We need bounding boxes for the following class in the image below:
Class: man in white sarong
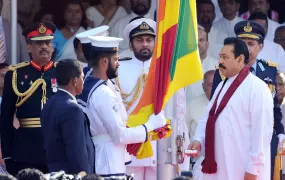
[188,37,273,180]
[77,36,166,178]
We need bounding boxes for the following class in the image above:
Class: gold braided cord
[12,71,47,107]
[116,73,146,111]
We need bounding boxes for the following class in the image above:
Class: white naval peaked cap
[88,36,123,52]
[123,18,156,40]
[76,25,109,44]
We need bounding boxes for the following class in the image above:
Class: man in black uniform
[210,20,285,180]
[0,22,57,175]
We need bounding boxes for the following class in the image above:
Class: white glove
[144,112,167,132]
[278,134,285,151]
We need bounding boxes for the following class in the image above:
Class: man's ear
[27,44,32,53]
[129,41,133,51]
[238,54,245,64]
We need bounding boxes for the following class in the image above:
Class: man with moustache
[0,22,57,175]
[110,0,154,53]
[188,37,273,180]
[197,0,216,33]
[115,17,157,180]
[76,35,166,179]
[210,20,285,180]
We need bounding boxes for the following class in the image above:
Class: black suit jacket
[41,90,94,174]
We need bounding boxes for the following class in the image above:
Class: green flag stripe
[170,0,198,80]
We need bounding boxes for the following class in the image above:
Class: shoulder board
[119,57,132,61]
[216,65,219,69]
[8,61,30,71]
[259,59,278,68]
[54,62,57,68]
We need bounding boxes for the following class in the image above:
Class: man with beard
[197,0,216,33]
[76,35,166,179]
[115,17,157,180]
[0,22,57,175]
[210,20,285,180]
[110,0,154,53]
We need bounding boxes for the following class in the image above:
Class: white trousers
[126,166,157,180]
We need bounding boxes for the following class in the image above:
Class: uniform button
[152,160,156,164]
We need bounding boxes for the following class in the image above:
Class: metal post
[11,0,17,65]
[157,94,179,180]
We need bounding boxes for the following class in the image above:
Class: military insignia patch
[139,22,150,30]
[243,22,252,33]
[38,24,47,34]
[264,77,273,83]
[51,78,58,93]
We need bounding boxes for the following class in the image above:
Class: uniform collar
[131,54,151,65]
[58,88,77,103]
[31,60,54,72]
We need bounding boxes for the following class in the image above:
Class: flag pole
[157,94,179,179]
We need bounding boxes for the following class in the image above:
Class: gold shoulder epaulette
[8,61,30,71]
[260,59,278,68]
[267,61,278,67]
[216,65,219,69]
[54,62,57,68]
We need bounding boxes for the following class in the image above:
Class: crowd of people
[0,0,283,180]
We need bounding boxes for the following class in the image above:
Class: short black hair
[82,174,104,180]
[73,37,80,51]
[275,26,285,38]
[88,49,116,67]
[248,11,268,28]
[0,63,9,70]
[16,168,45,180]
[197,0,215,10]
[56,59,82,86]
[224,37,250,64]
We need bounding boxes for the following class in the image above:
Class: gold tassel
[273,154,282,180]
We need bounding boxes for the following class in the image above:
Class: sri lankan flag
[126,0,203,159]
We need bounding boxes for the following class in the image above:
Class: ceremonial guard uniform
[0,23,57,174]
[116,18,158,180]
[77,36,166,178]
[210,21,285,180]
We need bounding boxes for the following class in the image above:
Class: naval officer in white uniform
[115,17,157,180]
[77,35,166,178]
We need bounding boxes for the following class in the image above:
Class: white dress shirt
[194,73,273,179]
[266,18,280,42]
[185,55,217,101]
[85,6,127,29]
[208,16,243,59]
[258,39,285,72]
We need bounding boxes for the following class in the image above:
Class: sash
[202,65,250,174]
[77,76,106,111]
[55,27,86,61]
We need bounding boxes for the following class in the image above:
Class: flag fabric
[126,0,203,159]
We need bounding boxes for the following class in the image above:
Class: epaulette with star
[8,61,30,71]
[259,59,278,68]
